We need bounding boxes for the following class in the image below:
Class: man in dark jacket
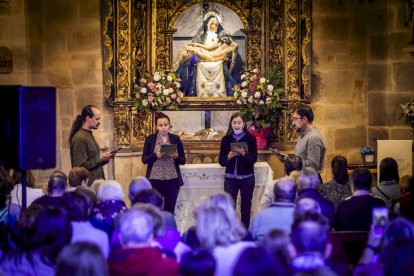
[335,168,386,231]
[69,105,114,185]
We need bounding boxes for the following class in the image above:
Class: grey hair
[297,167,320,190]
[274,176,297,202]
[129,176,152,201]
[294,198,321,218]
[119,208,155,246]
[131,203,164,237]
[97,180,125,201]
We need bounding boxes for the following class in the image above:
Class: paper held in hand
[231,142,248,153]
[160,144,177,154]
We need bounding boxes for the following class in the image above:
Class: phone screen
[372,207,388,235]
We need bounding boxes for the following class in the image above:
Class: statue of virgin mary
[175,12,243,97]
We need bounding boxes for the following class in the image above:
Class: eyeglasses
[291,116,302,121]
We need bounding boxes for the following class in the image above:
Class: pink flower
[249,82,257,92]
[150,86,157,93]
[266,97,272,104]
[148,96,154,102]
[260,127,273,138]
[171,93,177,99]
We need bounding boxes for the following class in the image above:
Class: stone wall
[312,0,414,179]
[0,0,29,84]
[0,0,112,186]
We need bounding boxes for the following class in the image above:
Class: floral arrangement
[400,99,414,129]
[233,68,282,130]
[133,71,183,111]
[248,126,273,149]
[360,146,375,155]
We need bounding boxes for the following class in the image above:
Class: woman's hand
[232,146,246,157]
[168,150,179,159]
[155,148,163,159]
[228,151,237,160]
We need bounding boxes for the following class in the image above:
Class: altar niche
[172,4,245,98]
[102,0,313,149]
[163,110,238,142]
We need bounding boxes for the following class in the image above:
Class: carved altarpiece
[101,0,312,150]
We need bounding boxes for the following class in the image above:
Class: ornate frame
[101,0,312,149]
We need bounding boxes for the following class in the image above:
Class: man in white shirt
[250,177,296,240]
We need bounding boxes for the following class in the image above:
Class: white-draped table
[174,162,274,233]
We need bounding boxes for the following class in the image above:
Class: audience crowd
[1,155,414,275]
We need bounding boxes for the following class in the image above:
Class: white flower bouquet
[133,71,183,111]
[233,68,282,129]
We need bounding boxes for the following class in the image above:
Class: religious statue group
[174,12,244,97]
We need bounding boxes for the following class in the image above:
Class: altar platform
[174,162,273,233]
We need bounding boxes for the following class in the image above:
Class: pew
[330,231,368,266]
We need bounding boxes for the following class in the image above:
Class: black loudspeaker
[0,85,56,170]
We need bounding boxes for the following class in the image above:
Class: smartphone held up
[372,207,388,236]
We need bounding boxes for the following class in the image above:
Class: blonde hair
[195,192,246,249]
[204,192,246,239]
[196,205,238,249]
[91,179,105,194]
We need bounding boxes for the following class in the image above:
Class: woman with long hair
[10,169,43,208]
[195,204,255,276]
[318,156,352,207]
[372,157,401,209]
[218,112,257,228]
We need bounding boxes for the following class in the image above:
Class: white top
[205,31,219,47]
[71,221,110,259]
[213,241,256,276]
[11,183,44,208]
